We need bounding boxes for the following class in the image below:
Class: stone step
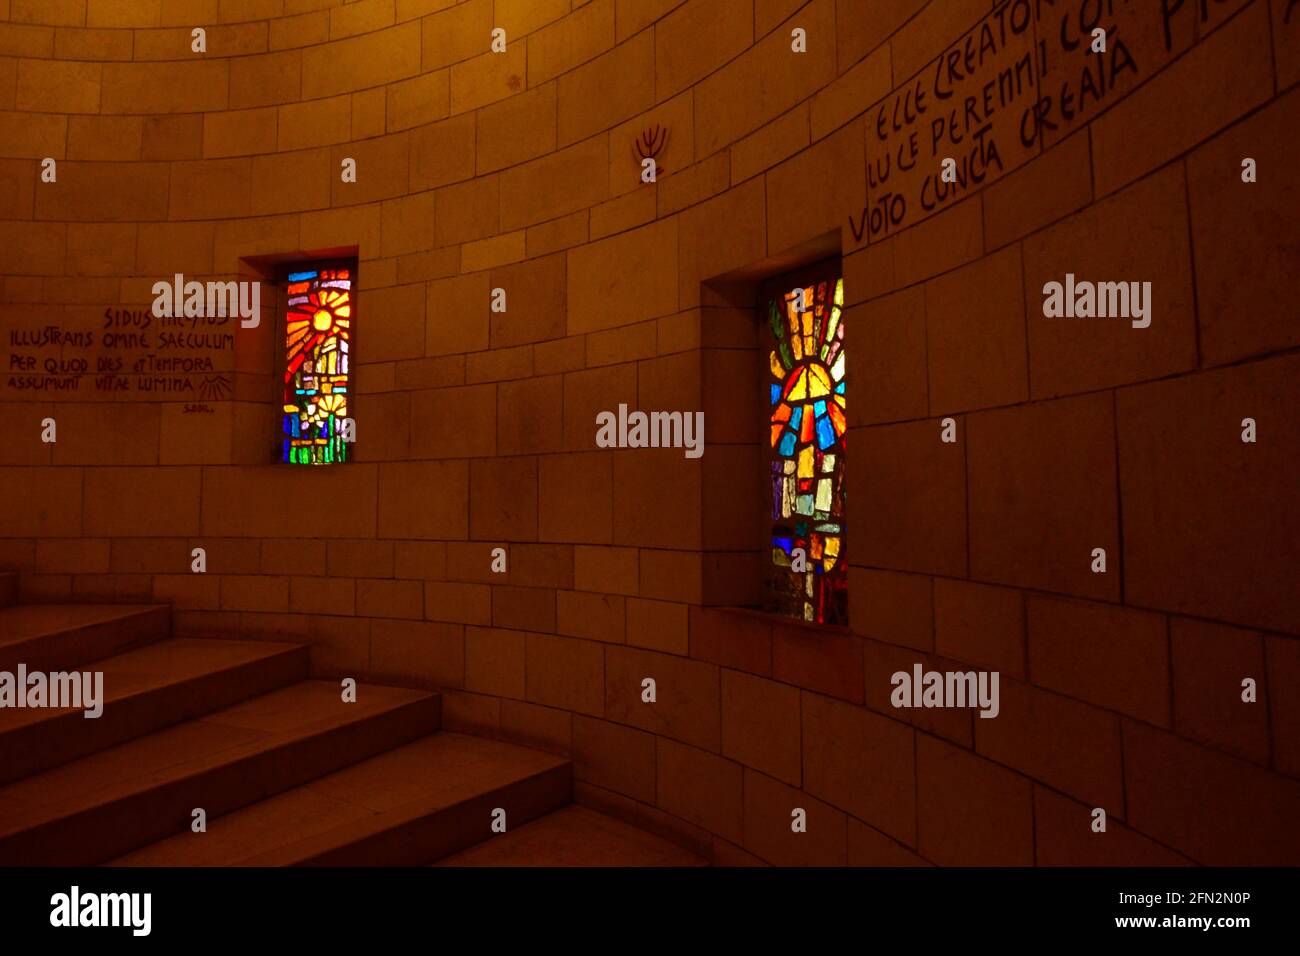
[0,680,440,865]
[0,604,170,672]
[436,805,709,867]
[0,637,309,785]
[113,732,570,866]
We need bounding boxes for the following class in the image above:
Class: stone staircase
[0,574,704,867]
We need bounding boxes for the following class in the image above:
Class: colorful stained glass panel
[766,276,847,625]
[282,267,352,465]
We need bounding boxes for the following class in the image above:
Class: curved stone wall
[1,0,1297,865]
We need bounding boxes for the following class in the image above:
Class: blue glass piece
[770,383,782,404]
[814,400,826,416]
[778,431,796,457]
[816,416,835,449]
[835,382,845,394]
[288,270,318,281]
[790,406,803,431]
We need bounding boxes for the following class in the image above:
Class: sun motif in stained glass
[282,268,352,465]
[766,276,847,625]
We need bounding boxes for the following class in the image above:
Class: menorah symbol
[633,125,669,175]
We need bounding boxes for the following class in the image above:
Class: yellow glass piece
[825,537,841,558]
[312,309,332,332]
[834,279,843,307]
[770,351,785,378]
[808,364,832,397]
[798,445,814,479]
[283,404,298,414]
[791,331,803,361]
[825,304,840,341]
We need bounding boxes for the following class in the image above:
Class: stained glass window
[766,276,847,625]
[283,267,352,465]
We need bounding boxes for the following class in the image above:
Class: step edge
[0,645,314,784]
[0,605,173,672]
[436,806,713,868]
[0,604,172,641]
[0,643,312,730]
[0,693,442,852]
[273,761,574,867]
[111,741,570,867]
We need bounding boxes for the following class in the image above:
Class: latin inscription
[860,0,1222,241]
[5,306,233,404]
